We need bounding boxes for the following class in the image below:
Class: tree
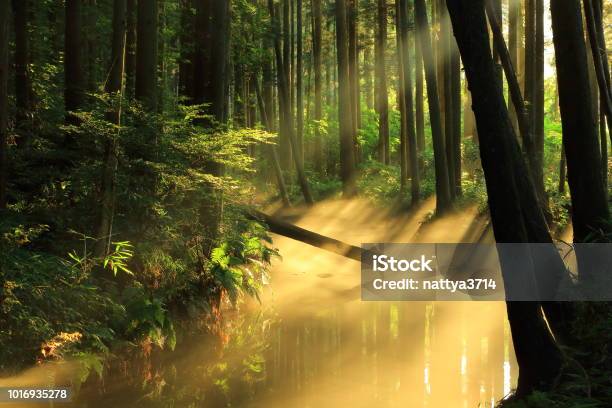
[0,0,9,208]
[550,0,610,243]
[446,0,564,395]
[336,0,357,195]
[296,0,304,163]
[312,0,323,172]
[268,0,314,204]
[95,0,127,258]
[414,0,451,213]
[375,0,389,164]
[12,0,32,146]
[415,23,424,165]
[397,0,418,203]
[135,0,158,110]
[125,0,137,98]
[348,0,360,162]
[65,0,85,122]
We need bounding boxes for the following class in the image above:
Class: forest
[0,0,611,406]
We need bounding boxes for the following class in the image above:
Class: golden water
[1,198,517,407]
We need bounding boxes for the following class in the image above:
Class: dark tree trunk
[65,0,84,121]
[0,0,9,208]
[313,0,323,172]
[533,0,547,215]
[280,0,292,170]
[135,0,158,111]
[348,0,360,163]
[12,0,32,146]
[125,0,137,98]
[95,0,127,258]
[450,35,461,196]
[85,0,98,91]
[584,0,612,146]
[336,0,356,195]
[550,0,610,243]
[296,0,304,163]
[415,24,425,166]
[376,0,389,164]
[415,0,451,213]
[179,0,194,103]
[441,1,455,200]
[446,0,564,396]
[508,0,519,131]
[395,0,407,192]
[398,0,419,203]
[269,0,314,204]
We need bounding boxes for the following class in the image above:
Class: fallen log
[248,210,362,261]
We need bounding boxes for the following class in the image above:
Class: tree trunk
[313,0,323,173]
[441,1,455,200]
[0,0,9,208]
[12,0,31,146]
[254,77,291,207]
[396,0,407,192]
[508,0,519,132]
[533,0,548,216]
[348,0,360,163]
[584,0,612,145]
[376,0,389,164]
[415,0,451,213]
[398,0,419,203]
[336,0,357,196]
[135,0,158,111]
[450,35,461,196]
[446,0,564,395]
[125,0,137,98]
[179,0,194,102]
[95,0,126,258]
[269,0,314,204]
[65,0,84,121]
[550,0,610,243]
[296,0,304,163]
[415,25,425,165]
[85,0,98,91]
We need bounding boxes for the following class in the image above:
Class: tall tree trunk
[415,25,425,166]
[441,0,455,200]
[269,0,314,204]
[296,0,304,163]
[398,0,419,203]
[336,0,356,195]
[508,0,519,132]
[375,0,389,164]
[0,0,9,208]
[280,0,292,170]
[533,0,547,214]
[135,0,158,111]
[65,0,84,122]
[179,0,194,102]
[584,0,612,146]
[415,0,451,213]
[312,0,323,172]
[450,36,461,196]
[125,0,137,98]
[446,0,564,395]
[396,0,407,192]
[348,0,360,163]
[12,0,32,146]
[550,0,610,243]
[85,0,98,91]
[95,0,127,258]
[254,77,291,207]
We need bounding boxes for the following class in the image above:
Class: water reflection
[68,300,513,407]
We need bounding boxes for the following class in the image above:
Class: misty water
[2,199,517,407]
